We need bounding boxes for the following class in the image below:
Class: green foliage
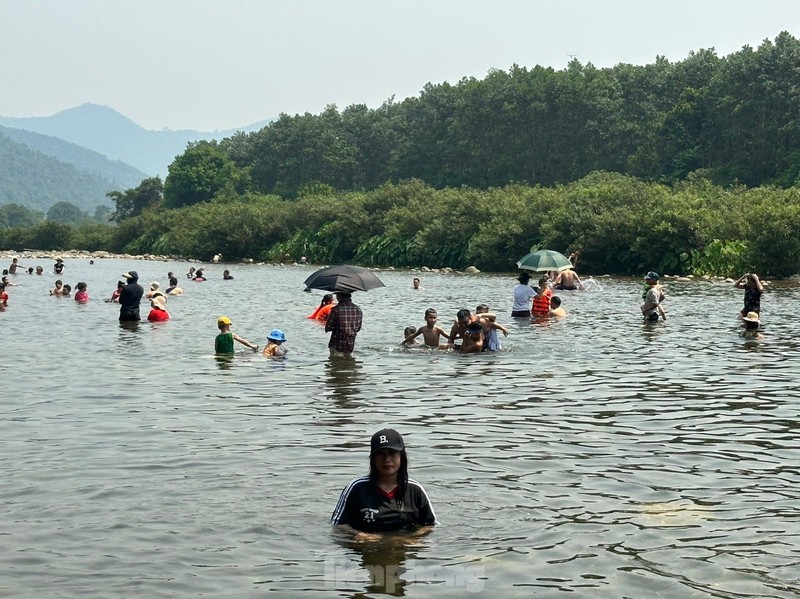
[46,201,90,225]
[0,203,44,228]
[108,176,163,222]
[686,239,748,277]
[164,142,247,209]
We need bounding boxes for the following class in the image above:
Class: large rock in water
[464,266,480,274]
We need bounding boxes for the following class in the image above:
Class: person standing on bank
[325,291,362,356]
[119,271,144,322]
[511,273,536,317]
[734,272,764,319]
[331,429,436,533]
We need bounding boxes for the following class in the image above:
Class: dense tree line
[161,32,800,206]
[4,174,800,276]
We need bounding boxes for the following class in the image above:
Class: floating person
[412,277,423,290]
[61,284,72,298]
[215,316,259,354]
[262,329,287,357]
[549,296,567,318]
[308,294,336,321]
[223,269,234,280]
[147,296,170,322]
[193,268,207,282]
[330,428,436,533]
[734,272,764,319]
[35,266,44,275]
[404,308,450,348]
[26,267,34,275]
[74,282,89,303]
[741,311,764,340]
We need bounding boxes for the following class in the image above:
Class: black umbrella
[303,264,385,293]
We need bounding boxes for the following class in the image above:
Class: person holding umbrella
[325,291,363,356]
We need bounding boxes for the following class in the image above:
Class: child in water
[215,316,259,354]
[401,326,419,346]
[403,308,450,348]
[741,312,764,340]
[475,304,509,351]
[263,329,287,357]
[74,282,89,303]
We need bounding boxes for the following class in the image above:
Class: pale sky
[2,0,798,132]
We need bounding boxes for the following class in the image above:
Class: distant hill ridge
[0,103,272,177]
[0,133,119,214]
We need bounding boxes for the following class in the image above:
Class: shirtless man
[459,322,484,353]
[554,269,583,290]
[448,308,476,349]
[403,308,450,348]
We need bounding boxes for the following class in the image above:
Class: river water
[1,258,799,598]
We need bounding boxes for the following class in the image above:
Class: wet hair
[424,308,437,318]
[320,293,334,306]
[475,303,489,313]
[744,320,760,330]
[55,279,63,287]
[62,284,72,293]
[76,282,87,291]
[456,308,472,321]
[169,277,178,285]
[117,281,125,289]
[550,296,562,308]
[404,326,416,336]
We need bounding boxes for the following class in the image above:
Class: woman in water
[734,272,764,318]
[331,429,436,533]
[308,294,336,321]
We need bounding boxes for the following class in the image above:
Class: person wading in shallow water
[325,292,362,356]
[119,271,144,322]
[330,428,436,533]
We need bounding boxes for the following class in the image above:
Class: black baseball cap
[370,429,405,454]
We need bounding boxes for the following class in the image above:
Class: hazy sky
[2,0,797,131]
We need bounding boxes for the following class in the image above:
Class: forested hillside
[0,125,146,189]
[0,104,270,177]
[0,134,115,214]
[163,32,800,200]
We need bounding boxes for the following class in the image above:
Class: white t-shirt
[512,283,536,312]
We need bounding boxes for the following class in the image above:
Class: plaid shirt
[325,298,363,353]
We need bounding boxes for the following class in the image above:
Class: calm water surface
[1,259,799,598]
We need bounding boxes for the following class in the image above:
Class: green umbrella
[516,249,573,273]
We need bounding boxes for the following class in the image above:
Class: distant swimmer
[412,277,423,290]
[741,311,764,340]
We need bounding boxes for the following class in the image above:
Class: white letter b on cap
[380,435,387,444]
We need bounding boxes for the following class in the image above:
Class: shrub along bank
[2,172,800,277]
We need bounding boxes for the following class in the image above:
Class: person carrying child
[215,316,259,353]
[403,308,450,348]
[475,304,508,351]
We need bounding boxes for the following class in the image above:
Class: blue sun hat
[267,329,286,343]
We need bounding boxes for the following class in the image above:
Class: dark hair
[169,276,178,285]
[517,272,530,283]
[456,308,471,321]
[76,282,87,291]
[550,296,561,307]
[320,293,334,306]
[744,320,760,330]
[425,308,437,317]
[369,450,409,505]
[404,326,416,336]
[476,303,489,313]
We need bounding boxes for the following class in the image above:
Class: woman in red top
[147,296,170,322]
[308,294,336,321]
